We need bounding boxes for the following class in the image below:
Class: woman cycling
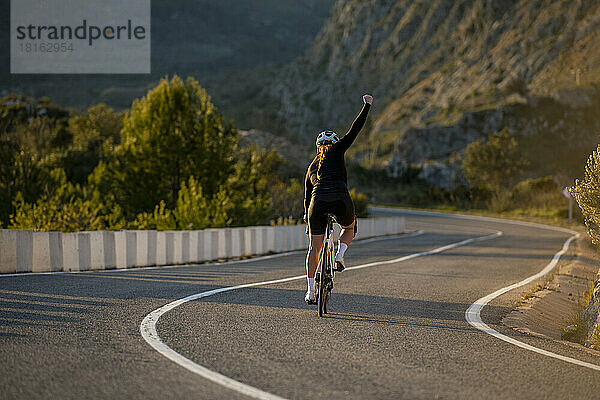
[303,94,373,304]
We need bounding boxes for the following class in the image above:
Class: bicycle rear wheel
[323,286,329,314]
[317,243,328,317]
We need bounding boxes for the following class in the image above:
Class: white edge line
[140,230,500,400]
[0,231,424,278]
[464,233,600,371]
[379,209,600,370]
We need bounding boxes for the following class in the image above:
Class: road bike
[315,214,337,317]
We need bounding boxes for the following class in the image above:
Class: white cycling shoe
[334,253,345,272]
[305,290,316,305]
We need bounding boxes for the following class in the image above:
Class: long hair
[316,144,333,181]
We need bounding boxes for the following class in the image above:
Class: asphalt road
[2,209,599,399]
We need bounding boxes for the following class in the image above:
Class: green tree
[0,140,62,225]
[0,96,73,224]
[64,104,122,184]
[462,128,527,192]
[226,145,281,225]
[92,75,237,217]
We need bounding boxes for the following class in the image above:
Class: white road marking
[378,208,600,371]
[464,234,600,371]
[140,230,501,400]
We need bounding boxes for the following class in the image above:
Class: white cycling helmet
[316,130,339,146]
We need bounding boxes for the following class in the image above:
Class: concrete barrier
[147,230,157,266]
[243,227,254,256]
[224,228,233,259]
[285,225,294,252]
[87,231,104,270]
[1,229,33,273]
[32,232,63,273]
[189,230,201,263]
[114,231,126,269]
[182,231,190,263]
[217,229,226,259]
[275,226,285,252]
[166,231,184,265]
[203,229,216,261]
[77,232,91,271]
[62,232,79,272]
[0,217,405,274]
[156,231,167,266]
[135,230,149,267]
[231,228,244,259]
[31,232,50,273]
[257,226,267,255]
[86,231,115,270]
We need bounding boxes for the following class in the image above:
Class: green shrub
[9,190,105,232]
[570,145,600,245]
[268,179,303,223]
[350,189,369,217]
[130,201,176,231]
[8,169,125,232]
[173,177,231,229]
[511,176,561,209]
[462,127,527,192]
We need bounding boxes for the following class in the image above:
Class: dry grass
[517,283,545,305]
[561,285,594,344]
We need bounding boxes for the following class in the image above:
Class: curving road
[1,209,599,399]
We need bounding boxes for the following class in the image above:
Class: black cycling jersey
[303,103,371,216]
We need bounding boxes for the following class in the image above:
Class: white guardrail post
[182,231,190,264]
[0,217,405,273]
[135,230,149,267]
[32,231,62,272]
[189,230,199,263]
[62,232,79,272]
[155,231,167,266]
[0,229,32,273]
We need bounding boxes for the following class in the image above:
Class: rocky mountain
[0,0,335,111]
[264,0,600,188]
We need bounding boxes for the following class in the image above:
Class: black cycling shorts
[308,191,355,235]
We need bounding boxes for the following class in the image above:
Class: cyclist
[303,94,373,304]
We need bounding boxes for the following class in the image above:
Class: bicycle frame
[316,215,336,316]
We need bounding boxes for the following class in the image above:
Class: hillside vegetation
[262,0,600,191]
[0,77,310,231]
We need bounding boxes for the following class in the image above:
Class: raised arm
[337,94,373,151]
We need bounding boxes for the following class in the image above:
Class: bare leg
[306,234,324,280]
[339,219,355,245]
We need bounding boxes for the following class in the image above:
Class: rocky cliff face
[266,0,600,187]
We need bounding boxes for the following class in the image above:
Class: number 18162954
[19,42,74,53]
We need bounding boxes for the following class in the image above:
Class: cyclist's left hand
[363,94,373,105]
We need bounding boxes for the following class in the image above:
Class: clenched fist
[363,94,373,105]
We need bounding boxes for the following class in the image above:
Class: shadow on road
[198,286,511,327]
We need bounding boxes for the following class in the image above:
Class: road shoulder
[503,232,600,352]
